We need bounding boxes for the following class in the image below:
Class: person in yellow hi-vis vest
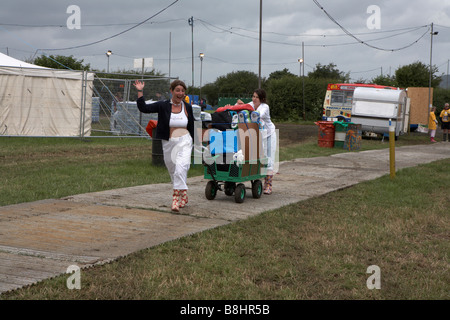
[429,106,438,142]
[440,103,450,142]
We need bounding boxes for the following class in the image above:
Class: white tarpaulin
[0,53,94,137]
[0,52,49,69]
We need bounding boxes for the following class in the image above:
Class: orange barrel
[314,121,335,148]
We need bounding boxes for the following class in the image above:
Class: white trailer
[351,87,409,138]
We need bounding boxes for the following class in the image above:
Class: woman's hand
[133,80,145,91]
[236,99,244,105]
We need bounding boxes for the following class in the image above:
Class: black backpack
[211,110,233,131]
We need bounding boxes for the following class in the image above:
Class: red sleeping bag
[215,104,254,113]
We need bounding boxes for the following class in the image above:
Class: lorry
[350,87,409,139]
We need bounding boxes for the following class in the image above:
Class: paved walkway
[0,142,449,294]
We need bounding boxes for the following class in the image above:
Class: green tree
[33,54,90,70]
[395,61,441,88]
[308,63,349,82]
[432,87,450,115]
[214,70,261,96]
[371,74,397,87]
[200,82,219,106]
[267,68,296,81]
[266,76,331,121]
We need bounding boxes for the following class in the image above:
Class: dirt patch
[276,123,318,146]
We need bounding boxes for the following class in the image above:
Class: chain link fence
[91,74,177,138]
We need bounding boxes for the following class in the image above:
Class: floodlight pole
[258,0,262,89]
[429,22,438,110]
[302,42,305,120]
[189,17,194,87]
[199,53,204,99]
[169,32,172,78]
[106,50,112,73]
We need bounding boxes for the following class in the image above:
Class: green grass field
[0,125,448,300]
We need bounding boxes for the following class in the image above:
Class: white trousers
[262,131,277,174]
[162,133,193,190]
[429,129,436,138]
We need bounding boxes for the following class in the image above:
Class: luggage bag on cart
[202,121,267,203]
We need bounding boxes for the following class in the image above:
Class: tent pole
[80,71,88,139]
[79,71,84,138]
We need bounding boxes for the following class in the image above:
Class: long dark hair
[254,88,267,103]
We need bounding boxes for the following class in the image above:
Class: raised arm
[134,80,161,113]
[133,80,145,99]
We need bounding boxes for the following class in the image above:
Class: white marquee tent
[0,53,94,137]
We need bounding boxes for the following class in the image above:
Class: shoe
[179,190,188,208]
[172,189,180,212]
[431,137,437,143]
[264,175,273,195]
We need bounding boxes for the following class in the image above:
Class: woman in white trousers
[135,79,195,212]
[238,89,277,194]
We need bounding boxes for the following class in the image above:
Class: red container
[315,121,335,148]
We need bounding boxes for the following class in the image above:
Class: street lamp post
[199,53,204,101]
[106,50,112,73]
[188,17,194,87]
[298,58,303,77]
[298,57,305,121]
[258,0,262,89]
[429,23,438,110]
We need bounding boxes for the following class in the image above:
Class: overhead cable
[37,0,180,51]
[312,0,429,51]
[197,18,429,49]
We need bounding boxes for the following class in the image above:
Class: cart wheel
[234,183,246,203]
[251,180,263,199]
[224,182,236,196]
[205,181,217,200]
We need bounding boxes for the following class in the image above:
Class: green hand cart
[201,127,267,203]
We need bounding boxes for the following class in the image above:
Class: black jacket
[137,96,195,141]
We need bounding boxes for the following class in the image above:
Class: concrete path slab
[1,142,449,294]
[0,200,228,293]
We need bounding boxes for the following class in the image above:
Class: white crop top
[169,102,188,128]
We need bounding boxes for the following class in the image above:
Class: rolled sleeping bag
[250,111,260,123]
[238,110,250,123]
[231,113,239,129]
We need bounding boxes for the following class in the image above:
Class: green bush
[433,87,450,114]
[267,77,335,121]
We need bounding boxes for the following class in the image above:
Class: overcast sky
[1,0,450,87]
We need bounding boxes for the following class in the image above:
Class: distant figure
[199,98,206,111]
[110,91,123,132]
[112,91,123,112]
[428,106,438,142]
[440,103,450,141]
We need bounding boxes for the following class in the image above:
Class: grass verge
[0,126,448,299]
[2,159,449,300]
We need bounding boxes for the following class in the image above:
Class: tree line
[33,55,447,121]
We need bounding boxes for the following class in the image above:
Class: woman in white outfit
[238,89,276,194]
[134,79,195,212]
